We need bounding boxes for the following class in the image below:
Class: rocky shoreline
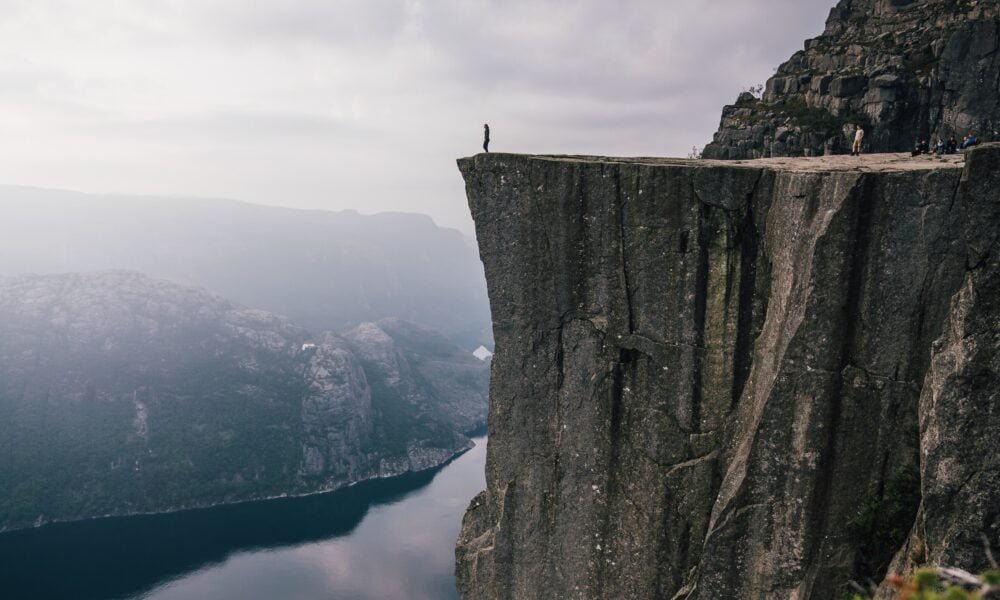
[2,431,482,535]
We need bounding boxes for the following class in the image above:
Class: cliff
[703,0,1000,159]
[0,271,488,532]
[455,146,999,599]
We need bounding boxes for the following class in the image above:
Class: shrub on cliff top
[852,568,1000,599]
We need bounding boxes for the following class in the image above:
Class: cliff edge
[456,146,999,599]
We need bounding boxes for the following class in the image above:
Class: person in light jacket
[851,125,864,156]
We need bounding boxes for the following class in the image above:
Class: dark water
[0,437,486,600]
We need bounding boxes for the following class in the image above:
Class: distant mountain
[0,185,492,349]
[0,271,488,532]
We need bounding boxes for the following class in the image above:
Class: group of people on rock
[910,133,979,156]
[850,125,982,157]
[960,134,980,149]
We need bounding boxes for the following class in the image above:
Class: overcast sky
[0,0,834,233]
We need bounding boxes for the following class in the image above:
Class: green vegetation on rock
[852,568,1000,599]
[849,466,922,580]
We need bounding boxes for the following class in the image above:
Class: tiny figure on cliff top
[912,139,930,156]
[961,134,979,149]
[483,123,490,153]
[947,135,958,154]
[851,125,864,156]
[935,139,946,155]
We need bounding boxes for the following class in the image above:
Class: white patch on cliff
[132,390,148,440]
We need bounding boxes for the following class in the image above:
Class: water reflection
[0,437,487,600]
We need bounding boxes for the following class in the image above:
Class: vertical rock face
[888,146,1000,580]
[455,147,999,599]
[703,0,1000,159]
[300,332,375,478]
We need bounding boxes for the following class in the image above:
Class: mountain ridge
[0,270,488,533]
[0,185,492,349]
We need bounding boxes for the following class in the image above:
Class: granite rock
[703,0,1000,159]
[455,146,999,599]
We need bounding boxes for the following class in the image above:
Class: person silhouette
[483,124,490,153]
[851,125,864,156]
[947,135,958,154]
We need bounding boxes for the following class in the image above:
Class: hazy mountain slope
[0,271,488,532]
[0,186,491,348]
[343,319,490,449]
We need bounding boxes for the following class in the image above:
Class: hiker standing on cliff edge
[483,124,490,153]
[851,125,864,156]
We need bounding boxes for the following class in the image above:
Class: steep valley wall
[455,147,999,599]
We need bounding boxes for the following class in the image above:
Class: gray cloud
[0,0,834,233]
[196,0,415,47]
[97,110,375,145]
